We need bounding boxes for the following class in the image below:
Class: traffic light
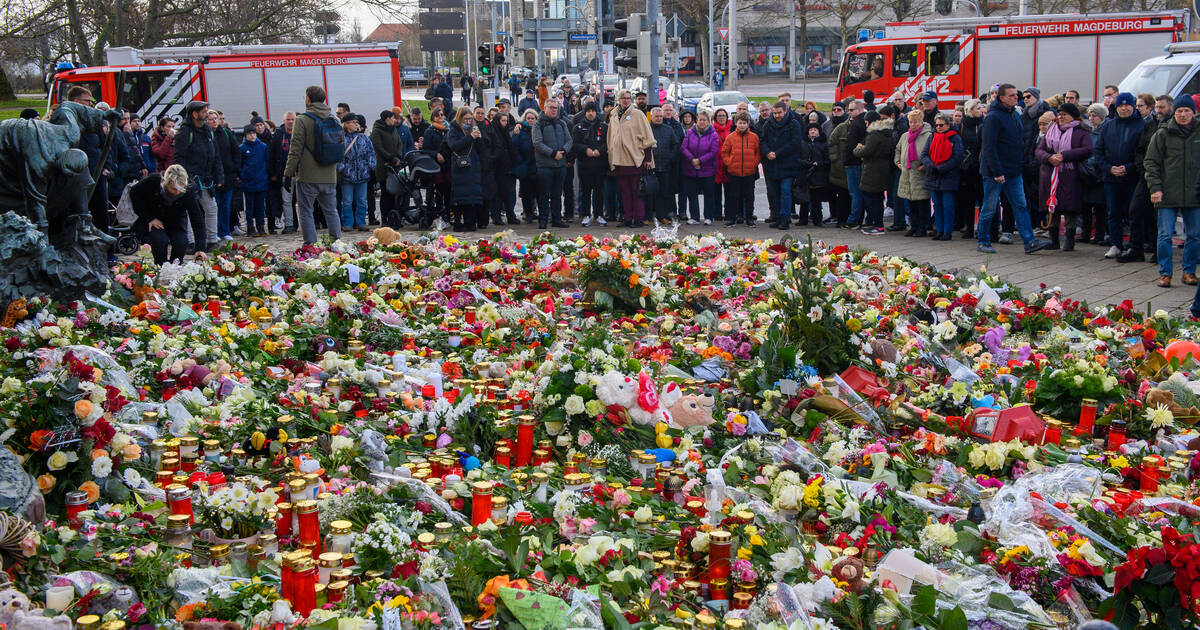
[493,43,506,65]
[478,43,492,75]
[613,13,643,70]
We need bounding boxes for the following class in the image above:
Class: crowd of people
[60,73,1200,291]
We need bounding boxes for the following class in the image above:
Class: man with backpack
[284,85,343,244]
[174,100,223,252]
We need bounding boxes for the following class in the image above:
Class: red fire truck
[835,11,1188,106]
[49,43,404,128]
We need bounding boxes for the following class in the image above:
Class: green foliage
[765,238,856,379]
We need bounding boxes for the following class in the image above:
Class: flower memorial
[1,232,1200,630]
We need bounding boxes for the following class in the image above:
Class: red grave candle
[471,482,494,526]
[516,415,536,467]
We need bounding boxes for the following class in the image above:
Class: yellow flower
[149,325,163,335]
[47,451,69,471]
[736,546,752,560]
[846,318,862,332]
[750,534,765,547]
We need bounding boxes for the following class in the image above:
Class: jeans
[845,165,864,224]
[295,181,340,244]
[537,166,566,224]
[1104,180,1136,249]
[863,191,885,228]
[244,190,267,232]
[931,190,956,234]
[200,188,218,248]
[770,177,794,220]
[979,174,1036,247]
[214,187,234,238]
[681,176,715,221]
[340,181,368,228]
[889,169,907,227]
[1157,207,1200,277]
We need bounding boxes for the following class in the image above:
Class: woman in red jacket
[150,118,175,170]
[711,108,732,223]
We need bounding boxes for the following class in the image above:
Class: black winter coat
[803,134,830,188]
[491,121,519,177]
[513,124,536,180]
[173,121,223,187]
[372,119,402,183]
[130,173,200,230]
[853,118,895,193]
[759,117,804,180]
[268,128,291,183]
[919,130,965,192]
[212,125,242,189]
[445,122,484,206]
[572,116,608,174]
[651,122,681,194]
[843,116,868,166]
[960,116,983,175]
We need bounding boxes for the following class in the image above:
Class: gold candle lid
[710,530,732,543]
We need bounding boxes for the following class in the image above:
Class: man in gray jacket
[532,99,573,229]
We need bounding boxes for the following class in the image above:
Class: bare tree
[826,0,882,51]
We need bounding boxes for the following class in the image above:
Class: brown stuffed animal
[832,556,869,593]
[1146,388,1200,425]
[370,227,403,246]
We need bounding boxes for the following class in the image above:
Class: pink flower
[610,490,631,509]
[579,517,597,535]
[577,430,594,448]
[730,422,746,436]
[436,433,453,448]
[559,517,578,538]
[429,613,441,625]
[650,574,672,597]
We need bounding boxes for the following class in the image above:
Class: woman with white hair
[129,164,198,264]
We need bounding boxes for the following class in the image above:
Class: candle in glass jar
[317,552,341,584]
[328,580,348,604]
[471,482,494,526]
[516,415,536,467]
[708,530,732,581]
[65,491,89,529]
[1139,467,1158,493]
[275,502,293,538]
[1108,420,1127,451]
[292,559,317,616]
[296,501,320,549]
[1074,399,1097,436]
[327,520,354,554]
[45,585,73,612]
[167,485,193,524]
[165,514,192,549]
[709,577,729,601]
[1042,420,1062,446]
[495,446,512,468]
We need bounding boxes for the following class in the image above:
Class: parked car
[696,91,757,121]
[585,72,625,98]
[665,81,709,114]
[628,75,669,98]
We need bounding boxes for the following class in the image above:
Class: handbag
[452,145,472,169]
[637,171,659,197]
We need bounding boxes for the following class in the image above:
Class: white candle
[46,585,73,611]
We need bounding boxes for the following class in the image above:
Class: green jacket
[283,102,337,184]
[1144,118,1200,209]
[828,120,848,189]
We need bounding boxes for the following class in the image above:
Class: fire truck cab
[49,43,403,128]
[835,11,1187,107]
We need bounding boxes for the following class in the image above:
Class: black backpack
[303,112,346,165]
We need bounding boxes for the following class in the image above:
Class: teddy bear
[1146,388,1200,425]
[831,556,868,593]
[595,371,672,426]
[664,390,716,429]
[166,358,232,388]
[371,227,403,246]
[0,583,71,630]
[310,334,344,357]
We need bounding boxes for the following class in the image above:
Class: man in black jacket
[1118,94,1173,263]
[209,110,242,241]
[268,112,296,234]
[842,99,868,227]
[173,100,223,251]
[572,102,608,226]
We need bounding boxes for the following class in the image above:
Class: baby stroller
[383,150,444,230]
[110,184,141,256]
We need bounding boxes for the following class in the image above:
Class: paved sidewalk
[230,216,1197,315]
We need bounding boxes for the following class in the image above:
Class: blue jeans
[771,177,794,220]
[931,190,956,234]
[243,190,267,232]
[979,175,1036,247]
[682,176,715,221]
[1104,180,1135,249]
[340,181,368,228]
[1157,207,1200,277]
[537,166,566,223]
[214,187,234,238]
[845,165,864,224]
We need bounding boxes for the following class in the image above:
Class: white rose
[983,446,1006,470]
[690,531,710,553]
[564,395,586,416]
[633,506,653,523]
[47,451,69,471]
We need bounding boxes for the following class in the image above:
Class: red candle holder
[471,482,494,526]
[516,415,536,467]
[276,502,293,538]
[1074,399,1097,436]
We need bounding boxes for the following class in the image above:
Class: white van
[1119,42,1200,99]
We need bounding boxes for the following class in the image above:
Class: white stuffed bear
[595,371,676,426]
[0,582,71,630]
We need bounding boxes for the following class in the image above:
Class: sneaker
[1103,245,1122,259]
[282,226,297,234]
[231,226,245,236]
[1024,239,1052,254]
[596,216,607,226]
[998,232,1013,244]
[687,219,699,225]
[977,244,996,254]
[861,226,885,236]
[840,222,860,230]
[703,219,712,226]
[822,217,838,225]
[581,216,591,227]
[886,224,907,231]
[222,235,234,242]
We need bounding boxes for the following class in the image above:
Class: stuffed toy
[166,358,232,388]
[664,390,716,429]
[242,426,288,457]
[1146,387,1200,425]
[310,335,344,357]
[595,371,673,426]
[371,227,403,246]
[0,581,70,630]
[831,556,868,593]
[182,622,241,630]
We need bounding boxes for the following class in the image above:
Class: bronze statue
[0,101,122,306]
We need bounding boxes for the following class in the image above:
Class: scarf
[712,119,731,136]
[1043,120,1079,217]
[906,127,921,170]
[928,129,955,166]
[432,121,446,131]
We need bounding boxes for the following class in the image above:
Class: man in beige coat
[607,90,656,226]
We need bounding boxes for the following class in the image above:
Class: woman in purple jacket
[680,111,721,225]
